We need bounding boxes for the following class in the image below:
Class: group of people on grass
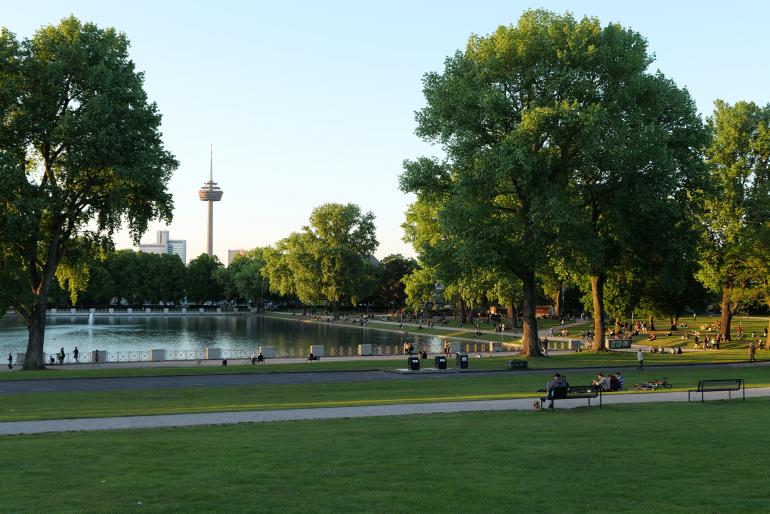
[591,371,624,392]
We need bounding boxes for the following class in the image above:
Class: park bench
[507,360,528,370]
[306,355,321,363]
[541,385,602,409]
[688,379,745,402]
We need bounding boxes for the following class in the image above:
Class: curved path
[1,386,767,436]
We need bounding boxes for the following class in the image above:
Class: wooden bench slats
[542,385,602,408]
[688,379,745,402]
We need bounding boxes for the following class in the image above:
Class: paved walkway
[2,387,766,436]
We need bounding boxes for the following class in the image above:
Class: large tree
[263,203,378,318]
[218,247,271,306]
[698,101,770,340]
[186,254,224,304]
[401,10,663,355]
[373,254,417,310]
[0,18,177,369]
[557,21,707,350]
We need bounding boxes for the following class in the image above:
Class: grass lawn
[3,401,770,513]
[3,365,769,422]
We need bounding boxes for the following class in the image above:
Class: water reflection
[0,315,442,357]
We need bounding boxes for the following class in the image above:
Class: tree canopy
[0,17,177,368]
[698,100,770,339]
[400,10,709,354]
[263,203,378,318]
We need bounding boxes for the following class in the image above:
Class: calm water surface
[0,314,442,360]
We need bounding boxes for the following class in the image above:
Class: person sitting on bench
[257,352,264,364]
[592,372,611,392]
[542,373,567,409]
[307,352,315,362]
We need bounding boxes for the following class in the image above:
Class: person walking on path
[57,347,65,365]
[636,348,644,371]
[73,347,79,364]
[749,342,757,363]
[7,352,12,370]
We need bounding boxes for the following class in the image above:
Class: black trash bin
[407,356,420,371]
[456,352,469,369]
[434,355,447,370]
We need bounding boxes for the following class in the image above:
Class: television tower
[198,145,223,257]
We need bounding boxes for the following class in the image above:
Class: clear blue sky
[6,1,770,263]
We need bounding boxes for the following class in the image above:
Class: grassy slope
[2,365,769,422]
[3,401,770,513]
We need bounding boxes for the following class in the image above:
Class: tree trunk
[23,301,48,370]
[520,270,540,357]
[458,298,467,325]
[590,274,606,351]
[648,315,656,332]
[506,302,515,330]
[720,287,732,341]
[554,281,563,319]
[332,302,340,320]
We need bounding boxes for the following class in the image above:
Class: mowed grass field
[3,401,770,513]
[3,365,769,422]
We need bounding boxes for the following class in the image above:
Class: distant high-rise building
[198,145,223,257]
[137,230,187,264]
[228,249,247,266]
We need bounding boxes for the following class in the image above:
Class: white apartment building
[228,249,246,266]
[137,230,187,264]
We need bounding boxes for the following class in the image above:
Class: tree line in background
[1,12,769,368]
[52,204,418,314]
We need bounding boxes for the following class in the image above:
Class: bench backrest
[549,386,568,399]
[568,385,598,396]
[698,379,743,391]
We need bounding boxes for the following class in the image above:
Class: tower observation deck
[198,146,223,257]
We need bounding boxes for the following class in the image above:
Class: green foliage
[215,247,270,303]
[185,254,223,304]
[697,101,770,304]
[399,10,707,353]
[0,16,177,367]
[77,250,186,306]
[263,203,378,314]
[402,266,437,313]
[372,254,417,309]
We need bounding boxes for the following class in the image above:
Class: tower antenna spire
[199,144,223,257]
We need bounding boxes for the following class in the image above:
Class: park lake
[0,314,442,362]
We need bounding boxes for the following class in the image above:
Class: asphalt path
[3,387,768,435]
